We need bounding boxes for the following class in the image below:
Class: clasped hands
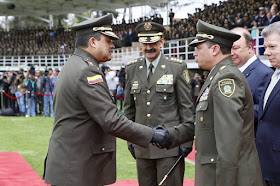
[150,125,171,149]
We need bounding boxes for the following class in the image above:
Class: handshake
[150,125,172,149]
[128,125,171,159]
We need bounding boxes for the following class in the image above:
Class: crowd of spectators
[169,0,280,39]
[0,27,75,56]
[0,65,126,116]
[0,67,59,117]
[0,0,279,56]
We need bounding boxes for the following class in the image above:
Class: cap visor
[101,31,119,40]
[189,39,206,47]
[139,36,161,43]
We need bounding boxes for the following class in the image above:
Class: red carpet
[186,147,195,163]
[0,152,195,186]
[0,152,48,186]
[112,179,194,185]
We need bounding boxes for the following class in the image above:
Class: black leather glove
[128,144,136,159]
[179,146,193,158]
[150,125,172,149]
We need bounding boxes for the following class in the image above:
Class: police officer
[166,20,263,186]
[43,14,171,186]
[124,22,194,186]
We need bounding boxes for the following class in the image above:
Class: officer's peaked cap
[135,22,165,43]
[189,19,240,47]
[71,13,119,40]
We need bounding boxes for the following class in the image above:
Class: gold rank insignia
[144,22,152,31]
[218,79,235,97]
[183,70,190,83]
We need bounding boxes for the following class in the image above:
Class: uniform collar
[145,52,161,72]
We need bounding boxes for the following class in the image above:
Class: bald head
[231,27,254,68]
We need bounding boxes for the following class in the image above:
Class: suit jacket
[243,58,273,126]
[124,54,194,159]
[168,57,262,186]
[44,48,153,186]
[256,74,280,183]
[271,15,280,24]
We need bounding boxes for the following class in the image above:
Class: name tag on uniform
[157,74,173,85]
[199,87,209,102]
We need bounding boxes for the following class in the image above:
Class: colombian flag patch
[87,75,103,84]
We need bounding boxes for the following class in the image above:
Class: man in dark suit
[124,22,194,186]
[256,21,280,186]
[231,27,273,134]
[43,14,171,186]
[165,20,262,186]
[270,9,280,24]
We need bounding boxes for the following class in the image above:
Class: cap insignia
[144,22,152,31]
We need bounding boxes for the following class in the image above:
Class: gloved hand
[179,146,193,158]
[128,144,136,159]
[150,125,172,149]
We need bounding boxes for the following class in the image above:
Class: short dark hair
[75,32,101,48]
[205,41,231,55]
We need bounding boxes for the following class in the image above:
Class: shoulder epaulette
[127,57,142,66]
[166,56,184,64]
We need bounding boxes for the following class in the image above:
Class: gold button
[147,90,150,94]
[163,89,166,91]
[211,158,214,162]
[102,148,105,152]
[147,102,151,106]
[147,114,151,117]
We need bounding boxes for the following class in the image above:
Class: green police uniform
[168,20,263,185]
[43,14,153,186]
[124,22,194,186]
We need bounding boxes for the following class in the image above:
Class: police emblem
[144,22,152,31]
[183,70,190,83]
[218,79,235,97]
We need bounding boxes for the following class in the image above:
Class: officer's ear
[159,38,165,48]
[211,45,220,56]
[89,37,97,48]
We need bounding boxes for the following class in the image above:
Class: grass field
[0,116,194,180]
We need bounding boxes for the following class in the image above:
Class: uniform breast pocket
[156,85,175,104]
[130,87,141,104]
[196,101,212,129]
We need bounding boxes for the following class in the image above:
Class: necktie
[147,63,154,82]
[263,68,280,109]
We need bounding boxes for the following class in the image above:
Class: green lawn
[0,116,194,179]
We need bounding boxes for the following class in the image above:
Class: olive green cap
[135,22,165,43]
[189,19,240,47]
[70,13,119,40]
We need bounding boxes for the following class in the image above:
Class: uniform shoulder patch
[127,58,140,66]
[183,70,190,83]
[218,79,235,97]
[87,75,103,84]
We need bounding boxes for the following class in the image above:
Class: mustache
[145,49,156,53]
